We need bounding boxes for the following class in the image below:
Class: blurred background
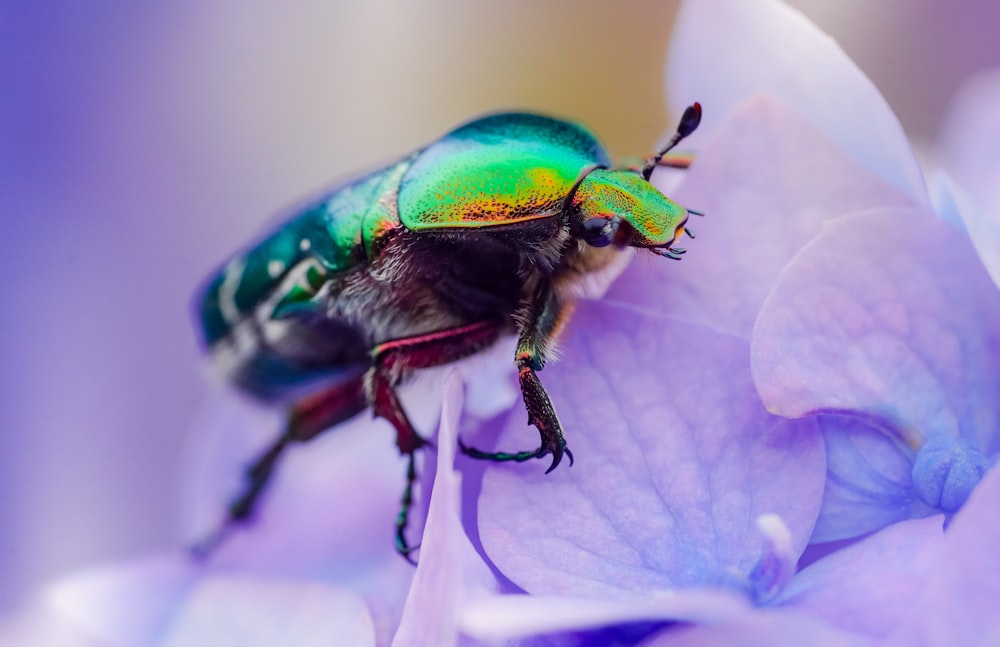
[2,0,999,612]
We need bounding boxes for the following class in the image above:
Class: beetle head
[568,102,702,259]
[569,169,693,255]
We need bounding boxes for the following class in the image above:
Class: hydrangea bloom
[19,0,1000,645]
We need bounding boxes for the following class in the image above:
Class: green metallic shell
[397,113,612,230]
[198,160,409,346]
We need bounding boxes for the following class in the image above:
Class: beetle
[193,103,703,561]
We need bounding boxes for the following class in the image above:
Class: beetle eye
[582,217,616,247]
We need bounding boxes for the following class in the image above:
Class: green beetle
[194,103,703,560]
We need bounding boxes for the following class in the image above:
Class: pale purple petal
[775,516,944,640]
[939,70,1000,194]
[926,171,974,234]
[182,389,415,568]
[0,606,104,647]
[610,96,910,336]
[392,378,463,647]
[752,207,1000,462]
[46,556,376,647]
[46,555,199,647]
[886,465,1000,646]
[938,69,1000,289]
[810,413,933,542]
[393,376,500,647]
[459,591,750,643]
[475,301,824,600]
[666,0,927,206]
[182,388,422,643]
[159,576,374,647]
[642,609,866,647]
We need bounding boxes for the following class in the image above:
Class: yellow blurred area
[165,1,681,203]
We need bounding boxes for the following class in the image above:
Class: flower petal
[939,70,1000,195]
[666,0,927,206]
[182,388,420,644]
[46,557,376,647]
[611,96,910,336]
[752,207,1000,456]
[643,608,865,647]
[0,605,103,647]
[886,464,1000,646]
[393,376,499,647]
[776,516,944,639]
[159,576,374,647]
[809,413,933,542]
[938,69,1000,289]
[475,301,824,599]
[459,590,750,643]
[926,171,973,234]
[46,555,199,647]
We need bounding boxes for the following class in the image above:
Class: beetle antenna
[641,102,702,181]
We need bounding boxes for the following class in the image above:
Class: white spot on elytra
[218,259,245,324]
[299,239,311,251]
[268,259,285,278]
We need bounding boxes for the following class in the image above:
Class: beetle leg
[191,376,368,559]
[368,321,503,560]
[366,362,426,563]
[195,321,502,562]
[459,282,573,473]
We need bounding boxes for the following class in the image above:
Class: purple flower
[664,0,1000,541]
[18,1,1000,645]
[459,0,1000,643]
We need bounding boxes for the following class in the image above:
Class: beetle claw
[458,437,573,474]
[544,446,574,473]
[543,447,563,474]
[395,539,420,566]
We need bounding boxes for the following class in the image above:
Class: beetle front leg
[459,282,574,473]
